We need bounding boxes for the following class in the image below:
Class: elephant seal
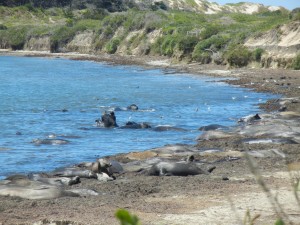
[77,158,121,177]
[93,158,124,176]
[120,121,151,129]
[90,158,112,174]
[238,113,261,124]
[96,111,118,128]
[127,104,138,111]
[199,124,227,131]
[153,125,186,132]
[29,173,80,186]
[148,161,215,176]
[109,160,124,174]
[52,168,97,179]
[0,175,79,200]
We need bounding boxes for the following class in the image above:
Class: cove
[0,55,277,178]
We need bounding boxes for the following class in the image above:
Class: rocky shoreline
[0,51,300,225]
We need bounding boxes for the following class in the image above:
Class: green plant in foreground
[115,209,141,225]
[243,209,260,225]
[275,218,285,225]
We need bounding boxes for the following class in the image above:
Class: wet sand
[0,51,300,225]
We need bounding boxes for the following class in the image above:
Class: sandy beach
[0,51,300,225]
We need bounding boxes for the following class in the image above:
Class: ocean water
[0,55,276,178]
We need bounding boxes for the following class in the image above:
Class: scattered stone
[222,176,229,181]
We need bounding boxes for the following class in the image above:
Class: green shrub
[102,14,126,29]
[292,53,300,70]
[152,35,179,56]
[82,8,107,20]
[253,48,264,61]
[191,35,229,62]
[194,35,230,52]
[151,1,167,11]
[200,24,222,40]
[231,13,257,23]
[105,38,120,54]
[226,45,252,67]
[50,26,77,52]
[74,19,100,31]
[24,3,37,12]
[66,18,73,27]
[8,26,29,50]
[292,12,300,21]
[123,11,145,31]
[144,12,165,33]
[177,36,198,55]
[0,24,7,30]
[63,9,74,19]
[115,209,140,225]
[160,36,177,56]
[102,26,114,39]
[49,19,96,52]
[192,50,212,64]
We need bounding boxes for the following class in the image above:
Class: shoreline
[0,50,300,225]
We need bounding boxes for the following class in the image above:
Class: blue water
[0,55,276,178]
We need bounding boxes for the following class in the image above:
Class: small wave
[139,108,156,112]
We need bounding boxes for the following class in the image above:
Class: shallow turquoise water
[0,55,277,178]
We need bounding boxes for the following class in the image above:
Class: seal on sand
[0,175,79,200]
[148,161,215,176]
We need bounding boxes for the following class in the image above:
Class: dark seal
[148,161,215,176]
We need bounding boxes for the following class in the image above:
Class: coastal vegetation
[0,1,299,69]
[293,53,300,70]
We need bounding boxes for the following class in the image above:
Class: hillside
[0,0,299,69]
[134,0,285,14]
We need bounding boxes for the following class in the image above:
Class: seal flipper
[207,166,216,173]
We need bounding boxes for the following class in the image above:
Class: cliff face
[24,36,50,51]
[66,31,94,54]
[245,21,300,68]
[0,1,298,69]
[3,21,299,69]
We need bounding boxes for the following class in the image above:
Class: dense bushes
[105,38,120,54]
[0,0,130,12]
[0,24,7,30]
[177,36,198,55]
[200,24,222,40]
[292,53,300,70]
[290,8,300,21]
[0,4,294,68]
[0,26,29,50]
[192,35,229,63]
[50,20,100,52]
[253,48,264,61]
[159,36,177,56]
[226,45,252,67]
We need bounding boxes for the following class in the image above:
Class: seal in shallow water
[120,121,151,129]
[96,111,118,127]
